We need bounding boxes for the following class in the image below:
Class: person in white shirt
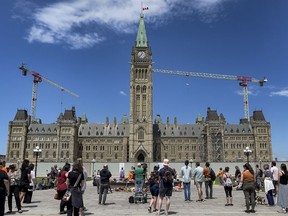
[271,161,279,196]
[181,160,192,201]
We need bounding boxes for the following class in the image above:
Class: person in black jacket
[98,164,112,205]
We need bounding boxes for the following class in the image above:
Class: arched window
[61,151,64,158]
[86,153,89,159]
[101,153,103,159]
[136,85,141,93]
[66,151,69,158]
[10,151,14,158]
[115,153,118,159]
[53,152,56,158]
[138,128,144,140]
[45,151,48,158]
[142,85,146,93]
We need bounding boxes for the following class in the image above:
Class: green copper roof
[136,14,148,47]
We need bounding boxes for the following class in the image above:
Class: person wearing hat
[99,164,112,205]
[148,164,160,213]
[156,159,175,216]
[134,163,145,193]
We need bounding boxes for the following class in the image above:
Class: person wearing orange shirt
[1,161,8,173]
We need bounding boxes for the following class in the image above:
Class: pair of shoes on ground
[155,211,168,215]
[245,209,256,213]
[225,203,233,206]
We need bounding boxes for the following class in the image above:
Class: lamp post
[243,146,252,163]
[33,145,42,180]
[91,158,96,177]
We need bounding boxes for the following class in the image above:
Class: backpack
[224,175,232,187]
[209,168,216,181]
[162,170,173,184]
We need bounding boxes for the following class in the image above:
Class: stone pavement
[6,182,284,216]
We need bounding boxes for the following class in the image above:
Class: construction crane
[152,68,267,120]
[19,65,80,121]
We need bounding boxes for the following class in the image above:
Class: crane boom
[152,68,267,120]
[19,65,79,121]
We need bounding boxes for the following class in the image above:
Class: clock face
[137,51,146,59]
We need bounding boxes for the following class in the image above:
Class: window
[138,128,144,140]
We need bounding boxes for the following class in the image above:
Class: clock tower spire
[129,14,153,162]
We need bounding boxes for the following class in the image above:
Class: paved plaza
[6,182,284,216]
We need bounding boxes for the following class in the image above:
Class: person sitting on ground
[37,178,47,190]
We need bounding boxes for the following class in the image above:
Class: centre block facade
[6,15,272,163]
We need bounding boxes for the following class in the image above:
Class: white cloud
[120,91,127,96]
[270,89,288,97]
[23,0,229,49]
[235,86,259,96]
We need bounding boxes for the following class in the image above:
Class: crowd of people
[0,159,288,216]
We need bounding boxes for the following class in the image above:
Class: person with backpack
[148,165,160,213]
[156,159,175,216]
[223,167,233,206]
[181,160,192,201]
[204,162,215,199]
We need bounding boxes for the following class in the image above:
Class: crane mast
[19,65,80,121]
[152,68,267,120]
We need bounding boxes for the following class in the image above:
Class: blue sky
[1,0,287,160]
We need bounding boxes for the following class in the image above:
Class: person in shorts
[156,159,175,216]
[193,162,204,202]
[148,164,160,213]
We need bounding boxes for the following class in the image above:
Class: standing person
[0,161,9,216]
[134,163,145,193]
[255,164,263,192]
[234,166,241,186]
[181,160,192,201]
[271,161,279,197]
[223,167,233,206]
[148,165,160,213]
[203,162,214,199]
[66,162,84,216]
[217,168,224,186]
[98,164,112,205]
[262,164,274,207]
[7,164,22,213]
[77,158,88,214]
[24,163,35,204]
[57,163,71,214]
[156,159,175,216]
[193,162,204,202]
[241,163,256,213]
[277,163,288,213]
[94,170,101,194]
[19,159,31,204]
[119,167,125,181]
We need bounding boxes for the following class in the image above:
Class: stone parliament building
[6,15,272,163]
